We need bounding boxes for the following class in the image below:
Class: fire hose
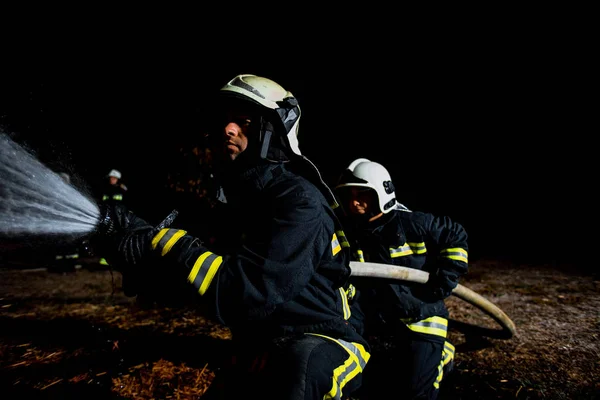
[94,206,516,339]
[349,261,517,339]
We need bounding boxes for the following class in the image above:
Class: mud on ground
[0,259,598,399]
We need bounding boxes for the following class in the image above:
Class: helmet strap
[260,129,272,159]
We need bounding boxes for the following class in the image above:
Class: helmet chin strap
[260,129,272,160]
[259,120,290,163]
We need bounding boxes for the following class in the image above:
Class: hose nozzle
[95,203,117,238]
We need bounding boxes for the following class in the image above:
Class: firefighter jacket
[101,182,127,204]
[148,162,369,351]
[344,209,469,340]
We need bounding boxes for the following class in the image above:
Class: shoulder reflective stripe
[408,241,427,254]
[332,233,341,256]
[306,333,370,400]
[151,228,187,256]
[441,247,468,263]
[187,252,223,295]
[335,230,350,248]
[389,243,413,258]
[405,316,448,338]
[338,287,351,320]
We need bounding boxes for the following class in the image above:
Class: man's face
[210,104,260,161]
[221,112,252,161]
[346,187,377,216]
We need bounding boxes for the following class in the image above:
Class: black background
[0,24,593,268]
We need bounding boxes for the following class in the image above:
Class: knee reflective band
[434,340,455,389]
[307,333,370,400]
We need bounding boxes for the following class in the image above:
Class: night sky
[0,38,593,269]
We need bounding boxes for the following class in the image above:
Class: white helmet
[107,169,121,179]
[219,74,302,159]
[335,158,399,214]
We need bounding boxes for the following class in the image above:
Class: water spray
[0,133,101,239]
[0,133,177,261]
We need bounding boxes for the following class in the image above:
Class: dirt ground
[0,258,598,400]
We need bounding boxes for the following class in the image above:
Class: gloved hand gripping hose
[92,204,179,298]
[95,204,179,240]
[96,203,118,238]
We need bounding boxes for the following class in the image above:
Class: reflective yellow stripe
[335,230,350,248]
[390,243,413,258]
[112,194,123,201]
[332,233,341,256]
[405,316,448,338]
[187,251,223,295]
[355,249,365,262]
[338,287,351,320]
[152,228,187,256]
[443,341,455,365]
[441,247,468,263]
[434,340,455,388]
[408,241,427,254]
[345,284,356,302]
[306,334,370,400]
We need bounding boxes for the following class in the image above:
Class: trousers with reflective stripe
[202,333,370,400]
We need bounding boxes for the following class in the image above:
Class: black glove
[424,272,457,301]
[95,203,157,266]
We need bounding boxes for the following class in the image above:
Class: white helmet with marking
[336,158,408,214]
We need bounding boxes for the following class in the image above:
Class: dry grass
[0,259,599,399]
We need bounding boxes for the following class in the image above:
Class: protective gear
[343,206,468,400]
[94,203,156,267]
[107,169,122,179]
[335,158,402,215]
[422,272,458,301]
[213,74,340,210]
[219,74,302,161]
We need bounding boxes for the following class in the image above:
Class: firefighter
[334,158,469,400]
[98,169,129,267]
[101,169,128,204]
[98,74,370,400]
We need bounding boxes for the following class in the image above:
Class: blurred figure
[334,158,469,400]
[101,169,128,205]
[99,169,128,267]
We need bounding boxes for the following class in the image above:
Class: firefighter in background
[102,169,128,204]
[99,169,128,266]
[98,74,370,400]
[334,158,469,400]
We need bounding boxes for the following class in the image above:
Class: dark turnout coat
[345,209,469,341]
